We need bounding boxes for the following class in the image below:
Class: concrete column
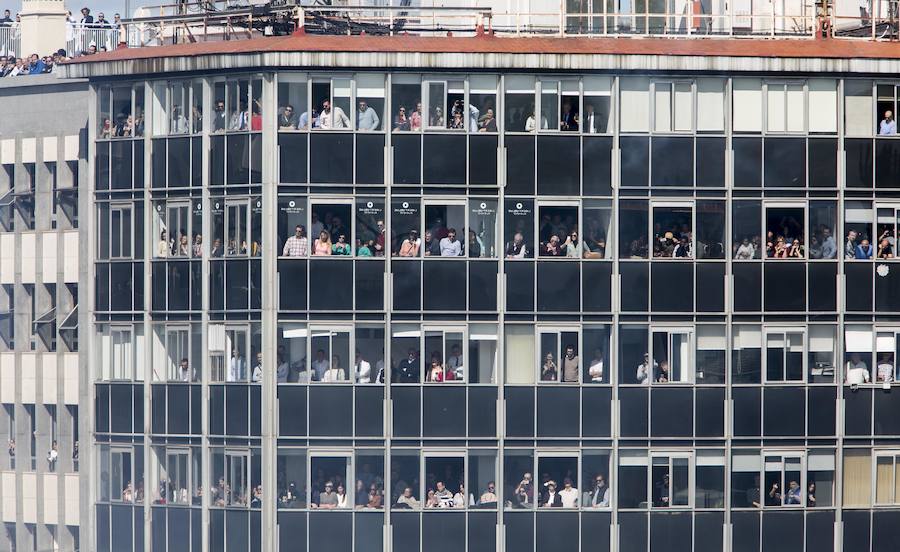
[18,0,67,57]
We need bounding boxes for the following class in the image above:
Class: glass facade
[90,71,900,552]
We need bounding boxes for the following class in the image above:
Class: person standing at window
[845,353,870,384]
[845,230,858,259]
[855,238,874,259]
[410,102,423,131]
[393,106,410,131]
[636,353,654,384]
[318,99,349,129]
[439,228,463,257]
[559,478,579,507]
[785,480,803,504]
[588,349,605,383]
[540,480,563,507]
[393,348,420,383]
[877,352,894,382]
[562,345,579,383]
[332,234,351,255]
[251,352,263,383]
[355,350,372,384]
[313,230,332,256]
[398,230,420,257]
[584,475,610,507]
[357,100,380,131]
[879,110,896,135]
[505,232,528,259]
[283,225,308,257]
[541,352,559,382]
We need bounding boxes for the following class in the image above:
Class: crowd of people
[507,471,611,508]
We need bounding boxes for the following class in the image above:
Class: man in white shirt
[311,349,329,382]
[439,228,463,257]
[846,353,870,385]
[228,349,246,382]
[446,344,464,381]
[636,353,655,384]
[541,480,562,507]
[559,478,579,508]
[251,352,263,383]
[588,349,605,383]
[318,99,350,129]
[355,350,372,383]
[583,103,599,134]
[276,355,289,383]
[876,353,894,383]
[178,358,195,382]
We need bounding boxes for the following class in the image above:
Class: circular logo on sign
[367,201,374,209]
[402,202,409,209]
[196,203,201,211]
[516,202,523,210]
[480,202,487,209]
[877,264,890,277]
[214,202,220,210]
[256,200,261,208]
[288,200,295,208]
[156,205,162,212]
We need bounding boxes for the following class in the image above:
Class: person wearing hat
[540,480,563,507]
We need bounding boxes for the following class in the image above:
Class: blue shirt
[856,244,874,259]
[880,119,897,135]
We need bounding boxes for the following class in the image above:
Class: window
[845,326,874,385]
[311,77,353,130]
[391,450,421,509]
[505,325,535,384]
[97,203,134,260]
[356,73,386,132]
[845,201,874,260]
[583,76,612,134]
[649,328,693,384]
[581,450,612,508]
[539,79,579,132]
[277,323,382,385]
[208,324,261,383]
[732,325,762,384]
[651,203,693,259]
[537,327,580,383]
[210,197,262,257]
[844,80,873,137]
[422,453,466,508]
[808,325,837,383]
[309,452,352,508]
[310,326,351,383]
[808,79,838,134]
[276,449,308,508]
[278,196,308,257]
[874,452,900,505]
[764,330,805,382]
[356,197,386,257]
[651,452,692,508]
[583,326,611,384]
[210,448,261,508]
[537,203,579,258]
[583,200,613,259]
[876,84,900,136]
[391,198,421,257]
[654,81,692,133]
[875,205,900,259]
[763,453,805,507]
[766,82,804,133]
[152,200,202,259]
[733,78,763,133]
[469,75,498,133]
[151,324,201,382]
[423,327,465,383]
[808,201,839,260]
[843,449,872,507]
[695,450,725,508]
[152,447,201,505]
[505,75,536,132]
[620,77,650,132]
[732,200,762,260]
[875,331,899,383]
[423,200,466,258]
[277,75,309,131]
[151,80,203,136]
[424,79,466,131]
[97,324,144,381]
[309,200,354,256]
[97,444,143,503]
[212,78,263,133]
[697,78,725,132]
[764,204,806,259]
[97,84,145,139]
[503,199,534,259]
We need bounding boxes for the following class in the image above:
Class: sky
[2,0,129,18]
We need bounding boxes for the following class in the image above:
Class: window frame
[873,450,900,506]
[762,327,807,384]
[649,450,694,509]
[536,325,581,384]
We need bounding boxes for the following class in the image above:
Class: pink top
[314,240,332,255]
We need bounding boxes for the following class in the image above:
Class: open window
[309,199,353,256]
[696,325,726,384]
[151,324,201,382]
[732,325,762,384]
[650,328,693,384]
[583,77,612,134]
[152,446,201,505]
[423,200,466,257]
[651,452,692,508]
[539,80,579,132]
[652,203,693,259]
[391,324,422,384]
[537,327,580,383]
[537,203,579,258]
[391,198,421,257]
[423,79,465,131]
[764,329,805,383]
[766,82,804,133]
[765,203,806,259]
[309,326,351,383]
[356,74,385,132]
[310,78,352,130]
[504,199,534,259]
[469,75,498,133]
[423,326,465,383]
[808,325,837,383]
[876,84,899,136]
[875,204,900,259]
[876,331,899,383]
[356,197,386,257]
[536,452,580,508]
[276,449,307,508]
[763,452,805,507]
[153,200,202,259]
[309,451,352,509]
[844,325,874,386]
[210,448,258,508]
[423,452,466,508]
[844,201,874,260]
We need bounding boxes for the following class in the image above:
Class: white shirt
[735,243,756,260]
[846,361,870,384]
[319,106,350,129]
[322,368,346,382]
[228,356,246,382]
[251,365,262,382]
[276,362,289,383]
[636,362,651,384]
[877,362,894,382]
[589,359,604,382]
[559,487,579,508]
[311,359,329,381]
[356,359,372,383]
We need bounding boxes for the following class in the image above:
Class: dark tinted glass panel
[732,512,760,552]
[806,511,833,552]
[167,385,190,434]
[226,134,250,185]
[808,263,837,311]
[650,388,693,437]
[308,387,353,436]
[874,390,900,435]
[110,140,133,190]
[209,261,224,311]
[582,386,611,437]
[696,388,725,437]
[764,138,805,187]
[505,513,534,552]
[279,133,307,184]
[393,134,421,185]
[620,136,649,187]
[537,135,580,195]
[191,137,202,186]
[423,134,466,185]
[355,260,384,311]
[109,262,135,311]
[210,135,224,186]
[583,262,612,312]
[619,512,648,552]
[808,138,837,187]
[423,386,466,437]
[505,386,535,437]
[225,385,248,436]
[132,384,144,432]
[209,386,224,435]
[225,510,248,552]
[209,510,224,551]
[468,386,497,437]
[844,387,872,436]
[310,133,352,184]
[168,137,191,187]
[392,386,420,437]
[651,263,693,312]
[619,387,648,438]
[112,505,133,552]
[537,262,579,312]
[846,138,873,188]
[697,137,726,187]
[469,261,498,311]
[733,387,761,437]
[152,139,166,188]
[95,264,109,311]
[619,262,648,312]
[875,139,900,188]
[423,261,466,312]
[536,387,579,437]
[733,263,761,312]
[224,260,249,311]
[762,512,803,552]
[309,512,351,552]
[469,134,498,186]
[96,141,110,190]
[167,509,189,552]
[763,387,804,436]
[392,261,421,311]
[110,384,133,433]
[151,263,166,311]
[278,260,307,311]
[505,261,534,312]
[583,136,613,196]
[423,512,465,552]
[733,138,762,188]
[308,259,352,311]
[696,263,725,312]
[872,511,900,552]
[695,512,724,552]
[651,137,693,187]
[763,263,805,312]
[392,513,421,552]
[875,260,900,311]
[650,512,691,552]
[96,504,110,552]
[845,262,873,312]
[506,135,535,195]
[95,384,109,433]
[168,262,191,311]
[844,510,870,552]
[250,134,262,183]
[356,133,384,185]
[356,513,382,552]
[581,512,611,552]
[355,386,383,437]
[807,387,835,436]
[277,386,306,436]
[537,512,578,552]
